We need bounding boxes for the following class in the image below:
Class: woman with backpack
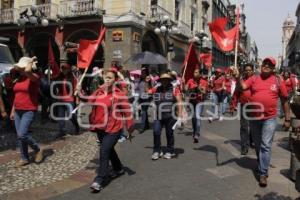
[146,73,183,160]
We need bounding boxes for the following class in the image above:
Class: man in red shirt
[185,69,208,143]
[239,57,290,187]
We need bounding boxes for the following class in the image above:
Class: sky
[242,0,299,59]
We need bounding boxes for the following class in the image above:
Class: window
[151,0,157,6]
[36,0,51,4]
[191,12,195,31]
[1,0,13,9]
[175,0,180,21]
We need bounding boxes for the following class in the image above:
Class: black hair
[244,63,254,70]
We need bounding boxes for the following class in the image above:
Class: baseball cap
[263,57,276,67]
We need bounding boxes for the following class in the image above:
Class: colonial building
[0,0,215,72]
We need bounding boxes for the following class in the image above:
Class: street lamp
[17,5,49,29]
[154,15,177,70]
[194,30,209,71]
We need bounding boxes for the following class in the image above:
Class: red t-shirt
[224,78,232,94]
[212,76,225,93]
[186,78,208,102]
[239,76,252,104]
[61,78,77,102]
[13,75,40,111]
[244,75,288,119]
[284,78,294,94]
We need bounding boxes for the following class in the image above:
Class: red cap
[263,57,276,67]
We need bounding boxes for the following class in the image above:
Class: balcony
[59,0,103,18]
[147,5,173,23]
[19,3,59,20]
[177,20,192,37]
[0,8,19,24]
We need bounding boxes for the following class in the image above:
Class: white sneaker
[163,152,174,159]
[208,117,213,123]
[219,116,224,121]
[151,152,163,160]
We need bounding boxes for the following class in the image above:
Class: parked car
[0,43,14,82]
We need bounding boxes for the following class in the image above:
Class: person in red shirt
[89,69,134,192]
[239,57,290,187]
[233,64,255,155]
[9,61,43,168]
[185,68,208,143]
[223,70,233,115]
[282,68,297,97]
[52,63,79,139]
[209,68,226,122]
[146,73,183,160]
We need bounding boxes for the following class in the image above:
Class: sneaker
[110,169,125,178]
[15,159,29,168]
[151,152,163,160]
[35,149,43,163]
[219,116,224,121]
[163,152,174,159]
[208,117,213,123]
[259,176,268,187]
[241,148,248,155]
[118,137,126,143]
[90,182,102,192]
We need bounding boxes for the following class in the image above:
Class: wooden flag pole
[182,61,188,82]
[234,3,240,69]
[74,67,88,96]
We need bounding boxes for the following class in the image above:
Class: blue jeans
[94,130,122,184]
[250,118,277,176]
[211,92,225,118]
[57,102,79,134]
[140,102,150,130]
[14,110,40,161]
[192,103,204,137]
[153,118,176,154]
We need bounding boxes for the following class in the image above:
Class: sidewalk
[0,117,299,200]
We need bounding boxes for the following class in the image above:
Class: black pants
[94,130,122,184]
[240,104,252,150]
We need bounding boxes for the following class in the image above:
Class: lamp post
[17,5,49,31]
[154,15,178,70]
[193,30,209,71]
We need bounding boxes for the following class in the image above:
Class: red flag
[77,27,106,69]
[48,39,60,79]
[182,43,200,83]
[208,17,238,52]
[200,53,212,69]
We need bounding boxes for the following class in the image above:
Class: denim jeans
[240,104,251,150]
[57,102,79,134]
[94,130,122,184]
[250,117,277,176]
[14,110,40,161]
[192,103,204,137]
[153,118,176,154]
[222,95,229,114]
[211,92,225,118]
[140,101,150,130]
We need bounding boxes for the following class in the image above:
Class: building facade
[0,0,252,73]
[286,2,300,73]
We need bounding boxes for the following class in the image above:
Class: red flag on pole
[208,17,238,52]
[48,39,60,79]
[77,26,106,69]
[200,53,212,69]
[182,43,200,83]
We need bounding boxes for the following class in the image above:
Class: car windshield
[0,45,14,64]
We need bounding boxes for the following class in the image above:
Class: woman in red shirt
[10,66,43,167]
[89,70,134,192]
[209,68,225,122]
[52,63,79,139]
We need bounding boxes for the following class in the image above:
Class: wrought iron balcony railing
[59,0,103,18]
[0,8,19,24]
[19,3,59,20]
[147,5,173,23]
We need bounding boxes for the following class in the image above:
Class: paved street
[0,114,299,200]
